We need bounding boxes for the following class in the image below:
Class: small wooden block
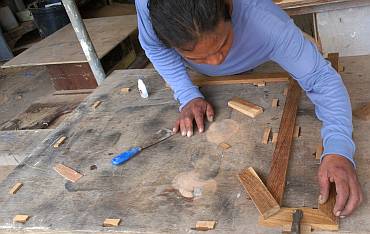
[228,97,263,118]
[293,126,301,138]
[218,142,231,150]
[195,220,217,231]
[272,133,278,144]
[271,99,279,108]
[9,182,23,194]
[13,215,30,224]
[239,167,280,219]
[315,143,324,160]
[283,87,288,96]
[92,100,102,109]
[257,82,266,87]
[53,136,67,148]
[120,87,131,93]
[53,163,83,182]
[261,127,271,144]
[103,218,121,227]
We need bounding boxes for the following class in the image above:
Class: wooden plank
[239,167,280,219]
[191,72,289,87]
[2,16,138,68]
[195,221,217,231]
[272,99,279,108]
[354,102,370,120]
[228,97,264,118]
[13,215,30,224]
[53,164,83,183]
[103,218,121,227]
[262,127,271,144]
[259,207,338,231]
[266,80,301,204]
[9,182,23,194]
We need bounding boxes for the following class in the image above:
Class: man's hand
[318,154,363,218]
[173,98,214,137]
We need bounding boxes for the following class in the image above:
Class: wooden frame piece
[228,97,264,118]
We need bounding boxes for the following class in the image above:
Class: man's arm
[135,0,203,109]
[269,18,362,217]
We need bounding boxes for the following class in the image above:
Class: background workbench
[0,56,369,233]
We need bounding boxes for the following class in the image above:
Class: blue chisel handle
[111,147,142,165]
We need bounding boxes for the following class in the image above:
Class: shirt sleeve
[135,0,203,110]
[269,19,356,166]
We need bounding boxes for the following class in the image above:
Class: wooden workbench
[0,56,369,233]
[1,15,138,90]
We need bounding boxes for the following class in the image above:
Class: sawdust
[206,119,239,145]
[172,171,217,198]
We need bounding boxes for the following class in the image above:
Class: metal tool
[111,128,174,165]
[291,209,303,234]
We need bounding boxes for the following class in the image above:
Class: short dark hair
[148,0,231,49]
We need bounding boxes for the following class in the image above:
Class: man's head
[148,0,234,65]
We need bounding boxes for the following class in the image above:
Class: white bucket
[0,6,19,31]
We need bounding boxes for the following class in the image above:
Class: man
[135,0,363,217]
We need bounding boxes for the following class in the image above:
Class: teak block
[103,218,121,227]
[53,136,67,148]
[272,98,279,108]
[272,133,278,144]
[239,167,280,219]
[195,220,217,231]
[13,215,30,224]
[262,127,271,144]
[218,142,231,150]
[228,97,263,118]
[293,126,301,138]
[120,87,131,93]
[315,143,324,160]
[53,163,83,182]
[9,182,23,194]
[92,100,102,109]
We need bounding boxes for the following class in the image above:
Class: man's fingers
[173,119,180,133]
[180,120,186,137]
[333,178,350,216]
[340,179,363,217]
[194,111,205,133]
[184,117,193,137]
[318,174,330,204]
[206,103,215,122]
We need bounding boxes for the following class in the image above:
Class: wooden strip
[319,183,338,223]
[53,89,94,96]
[53,136,67,148]
[315,143,324,160]
[293,126,301,138]
[92,100,102,109]
[218,142,231,150]
[9,182,23,194]
[272,99,279,108]
[262,127,271,144]
[53,163,83,182]
[103,218,121,227]
[272,133,279,144]
[13,215,30,224]
[266,80,301,204]
[239,167,280,219]
[259,207,338,231]
[195,221,217,231]
[228,97,263,118]
[191,72,289,87]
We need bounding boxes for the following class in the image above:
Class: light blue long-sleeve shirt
[135,0,355,165]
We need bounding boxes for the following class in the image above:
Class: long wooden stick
[266,79,301,204]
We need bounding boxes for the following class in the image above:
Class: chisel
[111,128,174,165]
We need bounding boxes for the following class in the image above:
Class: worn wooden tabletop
[0,56,369,233]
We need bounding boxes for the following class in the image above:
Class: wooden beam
[228,97,264,118]
[266,80,301,204]
[239,167,280,219]
[191,72,289,87]
[259,207,339,231]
